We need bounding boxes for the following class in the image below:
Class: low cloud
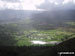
[2,0,20,2]
[0,0,75,10]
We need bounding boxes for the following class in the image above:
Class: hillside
[0,37,75,56]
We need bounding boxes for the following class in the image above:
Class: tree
[0,25,17,46]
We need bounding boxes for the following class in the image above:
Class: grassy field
[0,21,75,46]
[15,29,75,46]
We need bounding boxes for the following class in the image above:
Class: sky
[0,0,75,10]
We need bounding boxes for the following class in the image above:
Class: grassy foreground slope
[0,37,75,56]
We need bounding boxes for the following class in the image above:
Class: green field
[15,29,75,46]
[0,21,75,46]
